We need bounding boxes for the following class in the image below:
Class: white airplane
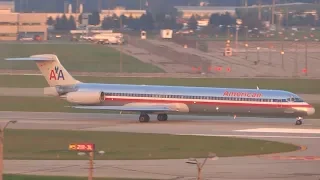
[5,54,315,125]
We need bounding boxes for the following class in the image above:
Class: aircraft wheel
[139,114,150,123]
[295,119,302,125]
[157,114,168,121]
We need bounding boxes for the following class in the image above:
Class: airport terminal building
[0,1,47,41]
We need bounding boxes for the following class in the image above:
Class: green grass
[0,96,109,113]
[3,129,298,160]
[1,75,320,94]
[4,174,154,180]
[0,96,320,119]
[0,43,163,73]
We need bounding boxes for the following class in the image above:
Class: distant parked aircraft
[5,54,315,125]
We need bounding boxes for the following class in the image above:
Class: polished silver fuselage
[65,83,315,118]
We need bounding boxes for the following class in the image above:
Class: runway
[1,111,320,180]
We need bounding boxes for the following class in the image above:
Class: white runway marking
[23,74,41,76]
[234,128,320,134]
[176,134,320,139]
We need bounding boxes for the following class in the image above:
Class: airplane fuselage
[64,83,315,118]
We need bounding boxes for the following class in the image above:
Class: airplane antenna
[257,86,259,90]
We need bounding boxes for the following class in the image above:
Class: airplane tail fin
[5,54,81,87]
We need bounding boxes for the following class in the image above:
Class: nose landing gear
[295,117,303,125]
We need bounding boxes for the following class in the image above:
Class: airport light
[186,152,218,180]
[0,120,17,180]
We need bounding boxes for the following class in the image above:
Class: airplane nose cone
[307,106,315,115]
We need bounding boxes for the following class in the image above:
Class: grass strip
[0,44,163,73]
[4,129,298,160]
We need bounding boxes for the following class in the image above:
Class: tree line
[47,15,76,31]
[47,8,320,32]
[79,10,181,31]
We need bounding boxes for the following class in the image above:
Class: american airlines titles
[223,91,262,98]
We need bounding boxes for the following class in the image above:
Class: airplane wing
[69,105,179,113]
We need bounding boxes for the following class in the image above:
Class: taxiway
[1,111,320,180]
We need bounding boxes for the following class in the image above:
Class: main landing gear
[295,117,303,125]
[157,113,168,121]
[139,113,150,123]
[138,113,168,123]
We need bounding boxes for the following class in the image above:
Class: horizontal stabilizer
[4,54,80,87]
[69,105,178,113]
[5,57,54,61]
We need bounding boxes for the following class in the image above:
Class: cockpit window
[287,97,304,102]
[294,98,304,102]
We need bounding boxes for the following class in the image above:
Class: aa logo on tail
[49,66,65,80]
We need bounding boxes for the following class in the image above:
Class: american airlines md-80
[5,54,315,125]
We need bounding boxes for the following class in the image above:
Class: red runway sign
[69,143,95,152]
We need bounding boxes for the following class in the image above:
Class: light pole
[235,19,242,51]
[227,25,230,41]
[77,150,105,180]
[244,26,248,60]
[294,38,299,77]
[70,143,105,180]
[186,152,218,180]
[268,45,272,65]
[0,120,17,180]
[271,0,275,25]
[279,31,284,69]
[116,10,124,73]
[256,46,260,64]
[120,16,123,73]
[304,36,308,76]
[281,46,284,70]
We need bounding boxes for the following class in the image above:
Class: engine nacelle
[66,91,104,105]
